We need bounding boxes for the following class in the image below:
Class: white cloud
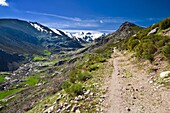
[0,0,9,6]
[43,21,98,29]
[26,11,81,22]
[100,20,104,23]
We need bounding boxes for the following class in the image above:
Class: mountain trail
[103,51,170,113]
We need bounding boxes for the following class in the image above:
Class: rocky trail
[103,51,170,113]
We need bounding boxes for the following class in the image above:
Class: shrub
[69,69,81,83]
[62,80,71,90]
[98,57,107,62]
[128,39,139,50]
[77,71,92,81]
[89,64,100,71]
[43,50,51,56]
[0,75,5,84]
[66,83,83,96]
[159,17,170,30]
[162,42,170,61]
[141,42,157,61]
[33,56,45,61]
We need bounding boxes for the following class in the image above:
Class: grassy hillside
[1,17,170,113]
[117,17,170,62]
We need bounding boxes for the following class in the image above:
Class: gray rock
[66,104,71,110]
[160,71,170,78]
[84,90,90,95]
[56,109,61,113]
[147,27,159,36]
[43,106,54,113]
[75,108,81,113]
[71,105,78,112]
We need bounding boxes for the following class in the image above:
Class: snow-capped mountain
[30,22,107,44]
[29,22,61,37]
[62,30,107,43]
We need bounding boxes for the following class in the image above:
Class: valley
[0,16,170,113]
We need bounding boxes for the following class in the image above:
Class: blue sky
[0,0,170,32]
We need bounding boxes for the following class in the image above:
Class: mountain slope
[0,19,82,54]
[70,31,106,43]
[0,19,82,71]
[87,21,143,51]
[123,17,170,61]
[1,18,170,113]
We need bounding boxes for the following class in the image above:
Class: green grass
[43,50,51,56]
[22,76,39,86]
[33,56,45,62]
[0,88,23,100]
[89,64,100,71]
[0,75,5,84]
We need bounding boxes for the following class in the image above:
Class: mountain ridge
[0,17,170,113]
[0,18,83,71]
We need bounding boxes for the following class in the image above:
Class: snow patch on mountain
[62,30,107,42]
[30,23,48,33]
[50,28,62,36]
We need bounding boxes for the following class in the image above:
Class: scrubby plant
[69,69,81,83]
[77,71,92,81]
[128,39,139,50]
[62,80,71,90]
[159,17,170,30]
[62,82,83,96]
[68,82,83,96]
[89,64,100,71]
[43,50,51,56]
[33,56,45,61]
[0,75,5,84]
[162,42,170,61]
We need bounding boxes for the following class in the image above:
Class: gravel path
[103,51,170,113]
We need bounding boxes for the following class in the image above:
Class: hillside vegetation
[0,17,170,113]
[119,17,170,62]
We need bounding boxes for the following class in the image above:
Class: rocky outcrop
[147,27,159,36]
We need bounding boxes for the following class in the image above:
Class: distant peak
[122,21,136,26]
[118,21,138,31]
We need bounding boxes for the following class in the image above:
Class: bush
[89,64,100,71]
[141,42,157,61]
[43,50,51,56]
[65,82,83,96]
[162,42,170,61]
[0,75,5,84]
[77,71,92,81]
[159,17,170,30]
[128,39,139,50]
[98,57,107,62]
[33,56,45,61]
[62,80,71,90]
[69,69,81,83]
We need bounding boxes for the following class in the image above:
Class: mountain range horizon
[0,0,170,113]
